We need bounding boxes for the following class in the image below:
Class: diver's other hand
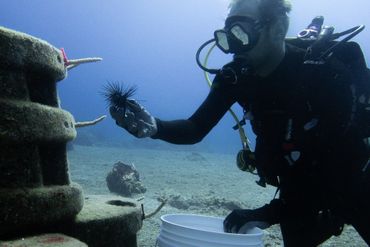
[109,99,157,138]
[223,199,283,233]
[223,209,270,233]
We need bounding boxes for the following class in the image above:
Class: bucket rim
[160,213,264,237]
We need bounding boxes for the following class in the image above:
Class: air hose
[201,42,251,151]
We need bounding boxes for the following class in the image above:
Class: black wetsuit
[152,44,370,246]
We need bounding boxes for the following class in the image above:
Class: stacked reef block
[0,26,143,247]
[0,26,83,238]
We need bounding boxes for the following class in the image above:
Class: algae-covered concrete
[0,26,66,82]
[0,183,84,235]
[0,233,88,247]
[58,195,143,247]
[0,25,83,238]
[0,25,143,247]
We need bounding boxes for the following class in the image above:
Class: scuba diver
[109,0,370,245]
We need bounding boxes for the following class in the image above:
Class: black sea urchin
[101,81,137,111]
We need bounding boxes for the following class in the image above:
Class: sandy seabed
[68,145,367,247]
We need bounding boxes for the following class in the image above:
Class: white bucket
[156,214,264,247]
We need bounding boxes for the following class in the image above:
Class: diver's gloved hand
[223,199,282,233]
[109,99,157,138]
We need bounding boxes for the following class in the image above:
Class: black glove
[223,199,282,233]
[109,99,157,138]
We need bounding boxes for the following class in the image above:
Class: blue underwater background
[2,0,370,154]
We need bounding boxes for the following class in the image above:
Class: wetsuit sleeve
[151,75,236,144]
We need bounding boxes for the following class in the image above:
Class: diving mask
[214,16,265,54]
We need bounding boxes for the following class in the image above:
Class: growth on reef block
[0,26,84,237]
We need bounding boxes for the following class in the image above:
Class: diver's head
[227,0,291,29]
[215,0,291,72]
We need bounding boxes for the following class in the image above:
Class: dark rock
[106,161,146,197]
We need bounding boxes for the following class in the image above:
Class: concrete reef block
[0,71,29,100]
[58,195,143,247]
[0,143,42,188]
[0,26,66,82]
[38,142,72,186]
[0,183,84,238]
[0,68,60,107]
[0,99,76,143]
[0,233,87,247]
